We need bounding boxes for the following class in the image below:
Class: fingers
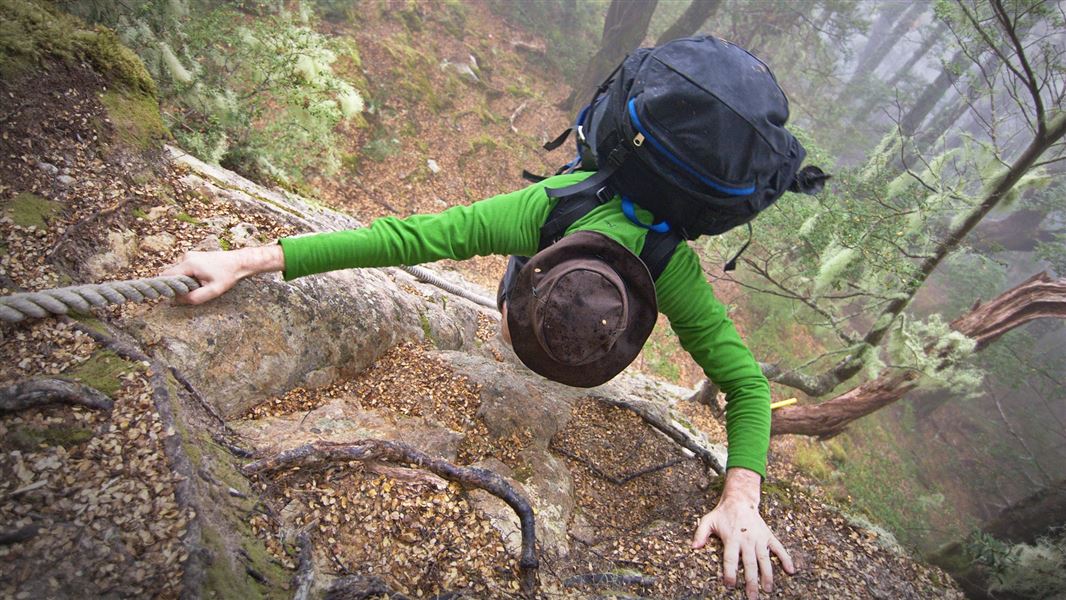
[742,543,759,599]
[179,280,233,305]
[691,513,715,549]
[770,535,796,575]
[757,544,774,594]
[721,538,739,589]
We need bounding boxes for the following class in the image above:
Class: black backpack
[528,35,827,276]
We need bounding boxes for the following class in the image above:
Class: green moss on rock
[10,425,94,450]
[0,0,156,95]
[3,192,62,229]
[99,89,168,151]
[62,349,138,397]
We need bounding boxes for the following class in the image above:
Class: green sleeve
[655,243,771,477]
[278,176,584,280]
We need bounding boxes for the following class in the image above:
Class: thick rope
[0,267,496,323]
[401,265,497,309]
[0,275,200,323]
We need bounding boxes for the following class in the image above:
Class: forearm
[233,244,286,279]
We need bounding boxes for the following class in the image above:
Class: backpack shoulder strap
[538,185,612,251]
[639,229,683,282]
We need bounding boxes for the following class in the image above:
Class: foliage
[60,0,367,186]
[966,529,1066,599]
[0,0,155,93]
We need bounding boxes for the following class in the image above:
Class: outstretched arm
[655,243,793,598]
[160,174,587,304]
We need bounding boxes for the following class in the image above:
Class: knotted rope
[1,267,496,323]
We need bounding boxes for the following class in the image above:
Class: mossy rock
[99,89,168,152]
[61,349,138,398]
[2,192,63,229]
[0,0,156,95]
[10,425,94,450]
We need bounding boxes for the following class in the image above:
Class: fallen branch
[325,575,411,600]
[0,523,39,546]
[292,533,315,600]
[550,445,688,485]
[509,101,528,134]
[591,395,725,476]
[564,572,657,588]
[243,440,540,597]
[0,377,113,412]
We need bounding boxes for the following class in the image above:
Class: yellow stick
[770,398,798,410]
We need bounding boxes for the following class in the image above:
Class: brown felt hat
[506,231,658,388]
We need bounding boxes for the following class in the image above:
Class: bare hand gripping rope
[0,267,496,324]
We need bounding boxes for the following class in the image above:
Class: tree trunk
[899,49,968,137]
[851,20,947,121]
[565,0,659,113]
[655,0,721,45]
[771,272,1066,437]
[850,3,910,78]
[886,21,947,88]
[847,2,927,85]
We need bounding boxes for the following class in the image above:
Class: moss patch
[62,349,137,397]
[10,425,94,450]
[3,192,63,229]
[0,0,156,94]
[99,89,168,152]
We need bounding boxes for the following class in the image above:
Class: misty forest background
[22,0,1066,597]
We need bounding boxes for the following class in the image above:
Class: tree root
[0,377,113,413]
[591,395,725,476]
[550,445,689,485]
[63,318,209,598]
[292,532,315,600]
[243,439,540,598]
[0,523,39,546]
[564,572,657,588]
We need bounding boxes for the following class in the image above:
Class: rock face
[120,147,502,419]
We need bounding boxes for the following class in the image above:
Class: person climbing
[165,36,826,599]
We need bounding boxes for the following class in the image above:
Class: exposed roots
[563,572,657,589]
[550,445,689,485]
[0,523,40,546]
[243,439,540,598]
[292,532,315,600]
[591,395,726,476]
[64,318,209,598]
[0,377,113,413]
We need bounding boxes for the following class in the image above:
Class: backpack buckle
[595,186,613,204]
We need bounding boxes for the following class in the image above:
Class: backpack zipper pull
[633,132,645,147]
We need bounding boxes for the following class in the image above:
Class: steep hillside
[0,2,965,599]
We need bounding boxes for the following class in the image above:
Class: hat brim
[506,231,658,387]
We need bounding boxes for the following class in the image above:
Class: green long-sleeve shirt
[279,172,771,476]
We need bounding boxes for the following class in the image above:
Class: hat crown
[532,264,628,366]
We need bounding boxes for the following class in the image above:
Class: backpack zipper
[627,98,754,197]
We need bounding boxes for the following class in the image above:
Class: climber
[163,180,796,599]
[164,35,820,600]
